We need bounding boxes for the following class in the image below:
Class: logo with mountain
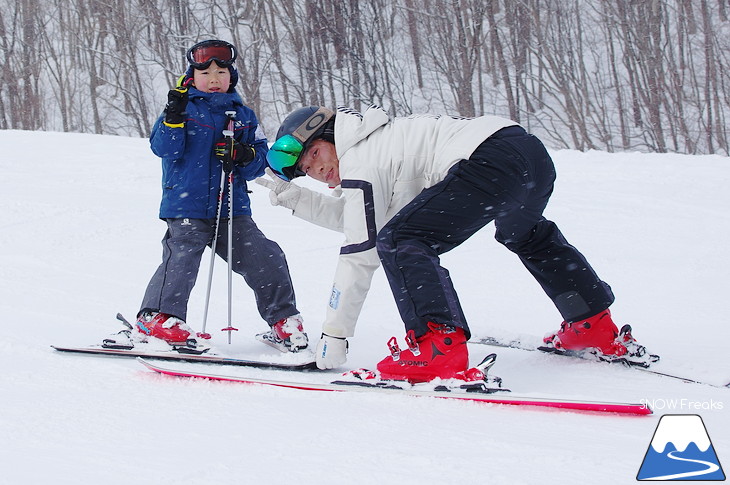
[637,414,725,481]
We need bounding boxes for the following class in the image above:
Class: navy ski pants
[140,216,298,324]
[376,126,614,339]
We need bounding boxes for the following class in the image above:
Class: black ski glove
[214,137,256,172]
[163,87,189,126]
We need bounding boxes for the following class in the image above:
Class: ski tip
[137,357,156,371]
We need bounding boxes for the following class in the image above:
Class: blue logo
[637,414,725,481]
[329,286,341,310]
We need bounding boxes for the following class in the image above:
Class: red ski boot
[136,312,195,346]
[256,314,309,352]
[542,309,659,366]
[271,314,308,351]
[376,323,469,383]
[543,309,626,356]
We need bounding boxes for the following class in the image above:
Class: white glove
[315,333,348,370]
[255,167,301,210]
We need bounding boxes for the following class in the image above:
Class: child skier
[124,40,307,352]
[257,105,657,381]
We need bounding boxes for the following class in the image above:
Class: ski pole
[221,111,239,343]
[199,111,237,340]
[199,160,227,340]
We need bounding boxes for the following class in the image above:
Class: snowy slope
[0,130,728,485]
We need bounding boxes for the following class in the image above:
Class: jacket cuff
[162,121,185,128]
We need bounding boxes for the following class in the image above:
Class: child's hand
[164,87,189,126]
[213,137,255,172]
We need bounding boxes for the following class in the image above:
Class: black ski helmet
[267,106,335,181]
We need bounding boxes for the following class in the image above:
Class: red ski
[137,358,652,415]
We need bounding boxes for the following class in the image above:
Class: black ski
[52,345,317,370]
[53,311,317,370]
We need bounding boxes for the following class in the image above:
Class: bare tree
[2,0,728,154]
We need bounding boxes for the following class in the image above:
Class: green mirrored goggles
[267,134,307,181]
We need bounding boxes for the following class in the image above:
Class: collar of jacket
[187,88,244,112]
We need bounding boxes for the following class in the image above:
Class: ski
[52,345,317,370]
[137,358,653,415]
[469,335,730,388]
[52,311,317,370]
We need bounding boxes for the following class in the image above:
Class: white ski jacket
[292,105,518,338]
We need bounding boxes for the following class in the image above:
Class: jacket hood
[334,105,390,157]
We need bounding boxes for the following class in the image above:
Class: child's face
[192,61,231,93]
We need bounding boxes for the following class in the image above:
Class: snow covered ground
[1,129,728,484]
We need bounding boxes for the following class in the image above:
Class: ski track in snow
[0,130,728,485]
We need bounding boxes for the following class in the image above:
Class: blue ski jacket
[150,87,268,219]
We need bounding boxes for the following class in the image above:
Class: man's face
[192,61,231,93]
[297,139,341,187]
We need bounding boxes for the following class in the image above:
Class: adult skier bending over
[257,105,657,381]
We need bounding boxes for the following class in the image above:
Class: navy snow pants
[376,126,614,339]
[140,215,298,324]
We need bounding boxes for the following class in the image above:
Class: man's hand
[255,167,302,210]
[315,333,348,370]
